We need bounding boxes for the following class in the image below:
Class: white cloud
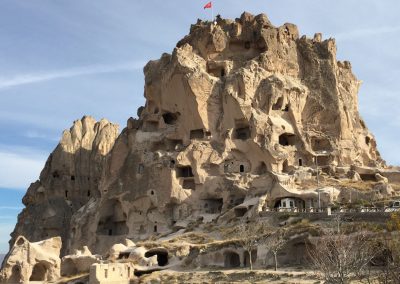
[0,61,145,90]
[0,151,46,190]
[23,130,59,141]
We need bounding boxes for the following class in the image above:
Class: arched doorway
[9,265,22,283]
[144,248,169,266]
[30,262,48,281]
[224,251,240,268]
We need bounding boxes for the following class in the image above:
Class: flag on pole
[204,1,212,9]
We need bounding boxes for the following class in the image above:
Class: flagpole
[211,3,214,22]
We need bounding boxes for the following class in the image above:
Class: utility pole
[315,155,319,187]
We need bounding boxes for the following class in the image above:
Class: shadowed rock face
[4,12,387,260]
[9,116,119,255]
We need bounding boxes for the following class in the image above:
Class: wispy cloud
[0,151,46,190]
[23,130,59,142]
[0,61,145,90]
[335,26,400,41]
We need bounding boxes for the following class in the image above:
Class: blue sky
[0,0,399,253]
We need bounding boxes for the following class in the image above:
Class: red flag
[204,1,212,9]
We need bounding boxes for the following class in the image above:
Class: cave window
[108,229,113,236]
[234,127,251,140]
[52,171,59,178]
[190,129,204,139]
[170,160,176,168]
[239,165,245,173]
[138,164,144,174]
[154,225,157,233]
[283,104,289,111]
[71,175,75,181]
[87,190,91,197]
[234,207,247,217]
[220,68,225,77]
[282,160,290,173]
[299,158,303,166]
[16,238,25,246]
[272,97,284,110]
[162,112,178,125]
[150,190,154,195]
[365,136,370,145]
[65,190,68,198]
[279,133,296,146]
[176,166,194,178]
[244,41,251,49]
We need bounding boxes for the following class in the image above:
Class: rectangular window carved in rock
[176,166,194,178]
[190,129,204,139]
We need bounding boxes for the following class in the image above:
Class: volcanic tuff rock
[10,116,119,254]
[0,236,61,283]
[2,12,397,281]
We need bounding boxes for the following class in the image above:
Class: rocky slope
[2,12,399,283]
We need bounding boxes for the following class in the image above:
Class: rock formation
[10,116,119,255]
[65,11,386,254]
[2,12,400,283]
[0,236,61,283]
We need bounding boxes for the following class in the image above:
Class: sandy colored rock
[9,116,119,255]
[61,246,101,277]
[0,236,61,283]
[2,12,400,284]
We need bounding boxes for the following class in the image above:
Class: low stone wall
[259,211,392,222]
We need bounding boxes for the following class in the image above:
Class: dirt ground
[133,268,321,284]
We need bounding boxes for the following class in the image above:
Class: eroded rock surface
[0,236,61,283]
[10,116,119,255]
[67,12,385,254]
[2,12,399,283]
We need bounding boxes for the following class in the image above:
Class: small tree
[375,213,400,283]
[308,216,378,283]
[262,229,287,271]
[233,222,264,270]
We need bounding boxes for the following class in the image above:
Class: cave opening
[30,263,48,281]
[190,129,205,139]
[279,133,296,146]
[176,166,194,178]
[144,249,169,266]
[162,112,179,125]
[224,251,240,268]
